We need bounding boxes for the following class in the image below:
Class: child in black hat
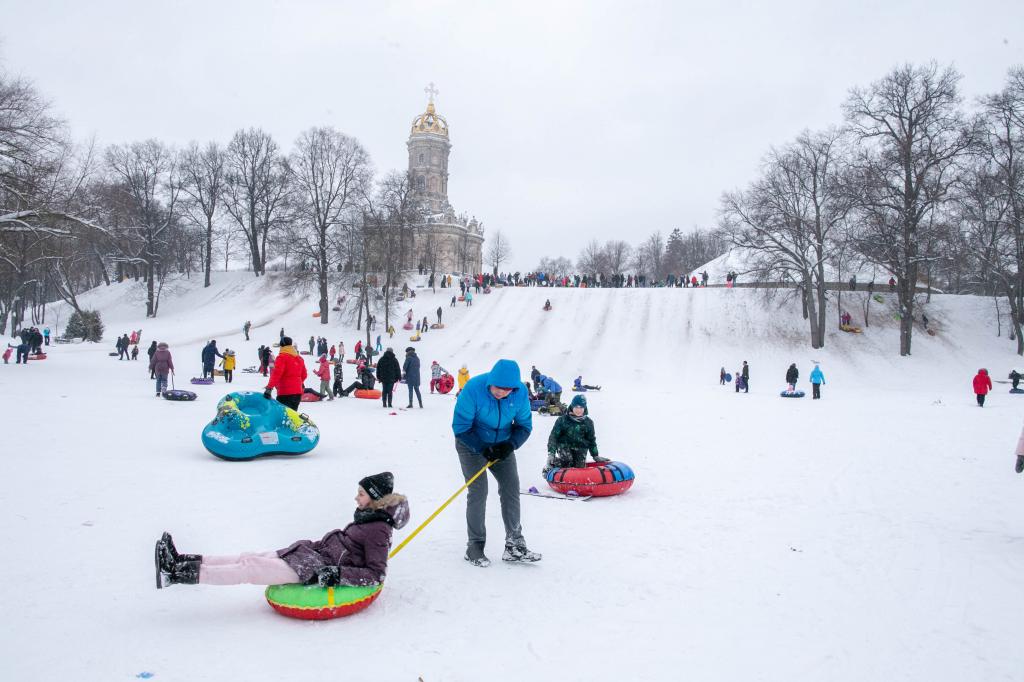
[155,472,409,589]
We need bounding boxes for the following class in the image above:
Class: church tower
[407,83,451,215]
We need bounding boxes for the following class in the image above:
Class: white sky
[2,0,1023,271]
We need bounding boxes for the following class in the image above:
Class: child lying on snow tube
[572,376,601,392]
[155,473,410,613]
[542,395,609,474]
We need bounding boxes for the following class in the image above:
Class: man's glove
[1016,454,1024,474]
[316,565,341,587]
[263,389,272,400]
[592,455,610,464]
[483,441,514,462]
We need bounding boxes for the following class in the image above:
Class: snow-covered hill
[3,273,1023,681]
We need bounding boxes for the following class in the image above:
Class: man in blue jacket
[452,358,541,567]
[809,363,825,400]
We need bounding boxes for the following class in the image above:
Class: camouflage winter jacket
[547,414,598,456]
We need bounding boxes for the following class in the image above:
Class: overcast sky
[2,0,1023,270]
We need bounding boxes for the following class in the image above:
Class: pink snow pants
[198,551,300,586]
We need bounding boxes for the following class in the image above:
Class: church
[406,87,485,275]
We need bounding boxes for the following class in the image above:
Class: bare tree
[105,140,180,317]
[486,229,511,275]
[844,62,975,356]
[604,239,632,276]
[721,129,852,347]
[288,127,371,323]
[179,141,225,287]
[222,128,289,276]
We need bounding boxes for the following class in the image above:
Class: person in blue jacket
[452,358,541,567]
[537,374,562,409]
[809,363,825,400]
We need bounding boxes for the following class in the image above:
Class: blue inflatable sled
[201,391,320,461]
[1010,388,1024,394]
[780,390,805,398]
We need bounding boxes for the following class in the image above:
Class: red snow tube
[354,388,382,399]
[27,353,47,360]
[437,374,454,394]
[546,461,635,497]
[300,391,322,402]
[402,322,414,330]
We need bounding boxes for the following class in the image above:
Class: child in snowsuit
[973,368,992,407]
[131,345,139,360]
[155,473,409,589]
[2,346,11,364]
[457,364,470,395]
[1009,370,1021,390]
[315,355,334,400]
[332,360,344,397]
[573,376,600,391]
[785,363,799,392]
[543,395,609,474]
[221,350,235,383]
[720,367,726,385]
[430,361,450,393]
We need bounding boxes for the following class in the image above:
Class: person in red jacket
[264,336,307,410]
[973,368,993,407]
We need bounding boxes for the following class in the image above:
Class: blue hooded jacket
[539,375,561,393]
[810,366,825,385]
[452,359,533,453]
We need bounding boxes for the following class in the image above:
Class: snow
[2,274,1023,681]
[697,248,892,285]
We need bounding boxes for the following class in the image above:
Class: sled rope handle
[389,460,494,559]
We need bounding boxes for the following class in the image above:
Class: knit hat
[406,347,415,353]
[281,336,293,347]
[570,394,588,412]
[359,472,394,500]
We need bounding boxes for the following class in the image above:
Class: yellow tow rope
[389,460,494,559]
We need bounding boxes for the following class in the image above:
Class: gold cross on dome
[424,82,439,104]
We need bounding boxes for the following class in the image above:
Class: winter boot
[502,539,542,563]
[161,532,201,563]
[1016,455,1024,474]
[464,543,490,568]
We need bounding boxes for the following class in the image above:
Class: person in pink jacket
[315,355,334,401]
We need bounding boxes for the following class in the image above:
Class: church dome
[410,101,449,138]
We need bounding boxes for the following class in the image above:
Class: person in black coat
[403,347,423,408]
[785,363,799,390]
[375,348,402,408]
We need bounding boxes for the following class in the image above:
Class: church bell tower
[408,83,451,214]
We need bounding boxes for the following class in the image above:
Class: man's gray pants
[456,440,523,549]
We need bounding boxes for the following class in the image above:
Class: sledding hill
[5,273,1020,682]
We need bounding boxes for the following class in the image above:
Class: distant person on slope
[201,340,223,379]
[1010,370,1022,390]
[452,359,539,566]
[573,376,601,391]
[741,361,750,393]
[1015,425,1024,473]
[785,363,799,392]
[340,361,376,397]
[973,368,992,407]
[543,395,609,474]
[221,349,235,383]
[150,342,174,397]
[264,337,307,410]
[147,340,158,378]
[403,347,423,408]
[154,472,409,589]
[543,299,552,311]
[429,361,450,393]
[809,363,825,400]
[314,355,333,400]
[375,348,402,408]
[720,367,727,385]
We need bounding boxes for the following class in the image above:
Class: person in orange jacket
[973,368,992,407]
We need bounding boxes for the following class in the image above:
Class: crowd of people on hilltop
[488,270,732,289]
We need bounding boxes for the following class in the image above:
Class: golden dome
[411,100,449,138]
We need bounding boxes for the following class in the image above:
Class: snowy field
[2,274,1023,682]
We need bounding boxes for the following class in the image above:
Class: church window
[418,153,424,164]
[417,176,425,190]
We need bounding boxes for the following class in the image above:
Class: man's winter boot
[464,543,490,568]
[1016,454,1024,474]
[502,539,542,563]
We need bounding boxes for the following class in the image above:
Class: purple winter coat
[277,494,410,585]
[149,344,174,377]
